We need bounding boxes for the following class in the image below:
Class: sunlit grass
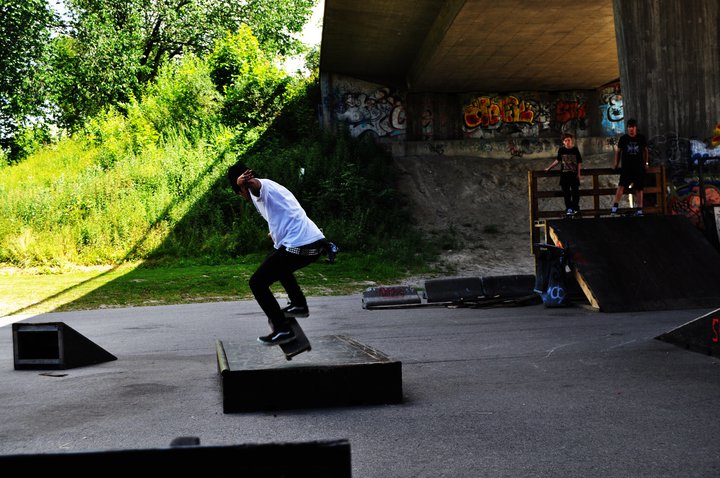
[0,252,434,317]
[0,263,132,317]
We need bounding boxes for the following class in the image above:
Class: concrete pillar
[405,92,463,141]
[613,0,720,141]
[319,72,335,132]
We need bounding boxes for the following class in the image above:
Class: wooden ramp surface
[547,215,720,312]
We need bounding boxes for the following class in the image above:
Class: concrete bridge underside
[320,0,620,92]
[320,0,719,140]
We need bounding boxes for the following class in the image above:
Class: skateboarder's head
[626,119,638,136]
[228,162,250,194]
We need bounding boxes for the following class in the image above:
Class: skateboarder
[611,119,649,216]
[545,133,583,216]
[228,162,327,346]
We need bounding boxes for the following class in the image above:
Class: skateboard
[611,210,644,217]
[279,317,311,360]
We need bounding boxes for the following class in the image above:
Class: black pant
[560,173,580,211]
[249,247,320,331]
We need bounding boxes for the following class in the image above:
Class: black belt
[285,246,323,256]
[283,241,325,256]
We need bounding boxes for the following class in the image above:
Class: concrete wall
[320,72,623,159]
[319,70,720,237]
[319,1,720,233]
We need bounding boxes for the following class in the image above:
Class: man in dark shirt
[545,133,583,216]
[611,119,649,216]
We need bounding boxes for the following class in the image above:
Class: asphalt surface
[1,295,719,477]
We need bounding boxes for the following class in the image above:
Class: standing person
[545,133,583,216]
[228,162,326,346]
[611,119,649,216]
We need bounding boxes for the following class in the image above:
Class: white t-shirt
[251,179,325,249]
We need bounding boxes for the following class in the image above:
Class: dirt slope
[393,153,612,282]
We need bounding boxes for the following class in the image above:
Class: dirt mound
[393,153,612,283]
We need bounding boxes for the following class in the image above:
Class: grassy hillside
[0,39,433,275]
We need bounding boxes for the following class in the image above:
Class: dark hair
[626,119,638,127]
[562,133,574,140]
[227,162,249,193]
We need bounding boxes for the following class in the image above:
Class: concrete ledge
[425,277,485,303]
[481,275,536,299]
[0,440,352,476]
[362,286,421,309]
[217,335,403,413]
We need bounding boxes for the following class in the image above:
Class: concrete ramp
[547,215,720,312]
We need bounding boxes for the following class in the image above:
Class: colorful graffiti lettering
[599,83,624,136]
[711,122,720,148]
[552,97,588,134]
[464,95,535,129]
[555,100,586,124]
[463,94,591,138]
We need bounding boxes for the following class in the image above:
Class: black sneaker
[257,329,295,346]
[282,304,309,318]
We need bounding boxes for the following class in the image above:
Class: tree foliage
[0,0,55,157]
[50,0,316,131]
[208,26,290,128]
[140,53,222,140]
[48,12,146,132]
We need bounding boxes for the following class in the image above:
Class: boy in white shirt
[228,162,327,346]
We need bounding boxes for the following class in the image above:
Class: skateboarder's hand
[237,169,254,186]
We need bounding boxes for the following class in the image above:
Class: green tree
[50,0,316,131]
[208,26,290,128]
[47,13,146,132]
[0,0,55,158]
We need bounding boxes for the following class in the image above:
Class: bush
[208,26,291,128]
[140,54,222,140]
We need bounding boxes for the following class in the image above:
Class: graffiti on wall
[668,181,720,228]
[462,94,588,138]
[599,82,624,136]
[554,98,587,132]
[330,75,623,142]
[463,95,535,129]
[650,126,720,228]
[335,87,406,138]
[506,138,558,158]
[421,109,433,140]
[648,133,693,183]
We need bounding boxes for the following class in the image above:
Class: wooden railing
[528,166,667,247]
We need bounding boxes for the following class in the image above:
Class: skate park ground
[1,294,719,477]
